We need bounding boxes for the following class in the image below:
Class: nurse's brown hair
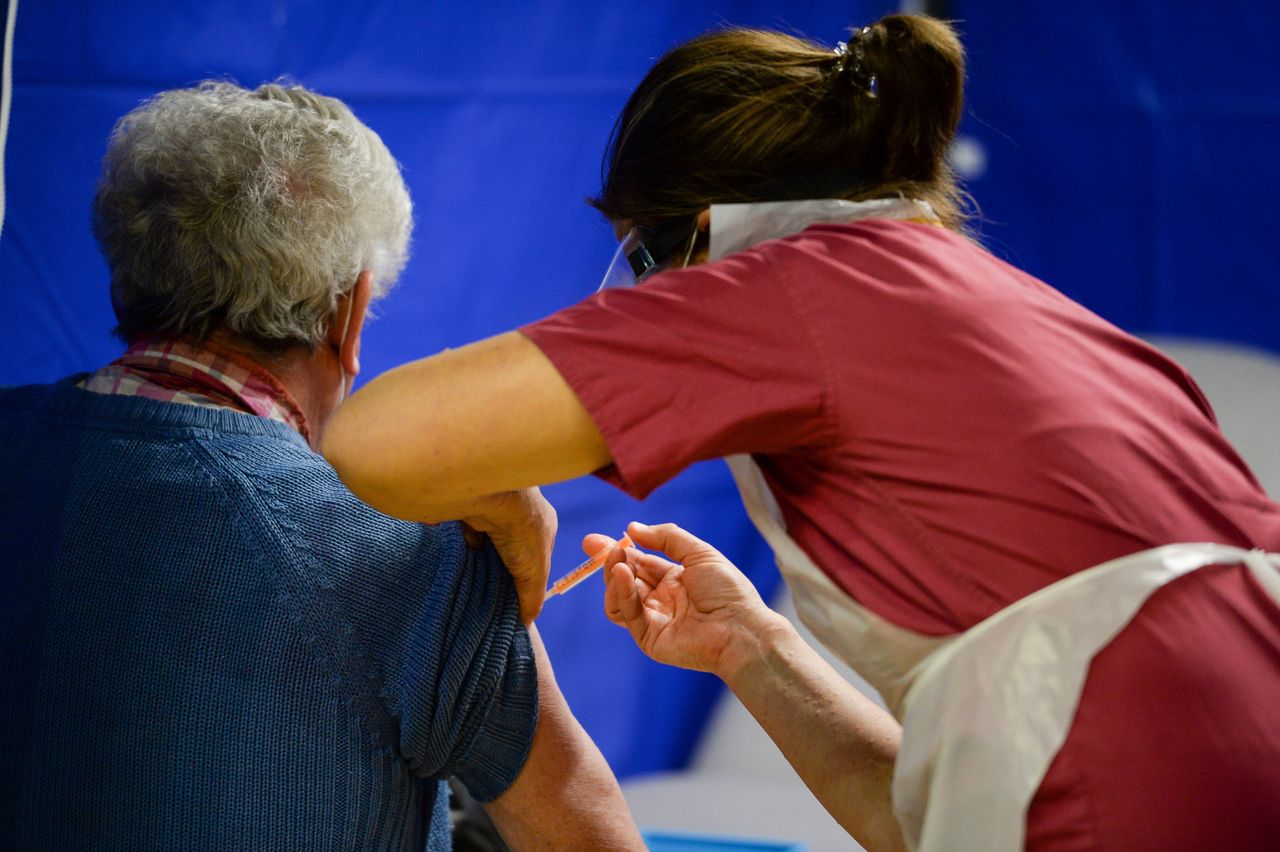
[590,13,967,234]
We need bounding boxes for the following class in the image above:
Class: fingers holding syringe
[602,545,673,623]
[604,562,642,626]
[623,546,684,593]
[582,531,671,593]
[604,560,675,656]
[603,549,654,624]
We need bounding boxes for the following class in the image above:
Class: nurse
[323,13,1280,852]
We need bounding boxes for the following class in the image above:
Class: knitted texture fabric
[0,378,538,850]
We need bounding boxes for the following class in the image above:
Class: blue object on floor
[641,829,809,851]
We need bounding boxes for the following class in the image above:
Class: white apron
[727,453,1280,852]
[709,200,1280,851]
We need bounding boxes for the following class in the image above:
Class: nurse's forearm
[718,619,907,852]
[321,331,611,520]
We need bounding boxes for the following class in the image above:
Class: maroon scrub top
[522,219,1280,635]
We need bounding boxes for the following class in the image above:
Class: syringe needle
[546,533,634,598]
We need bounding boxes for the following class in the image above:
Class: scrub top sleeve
[521,248,832,498]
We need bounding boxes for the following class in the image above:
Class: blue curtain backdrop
[2,1,1277,780]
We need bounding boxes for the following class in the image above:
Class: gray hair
[93,80,413,350]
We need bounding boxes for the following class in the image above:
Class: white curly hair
[93,80,413,350]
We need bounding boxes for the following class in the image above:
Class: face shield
[597,218,698,292]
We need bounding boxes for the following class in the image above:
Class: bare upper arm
[322,330,611,519]
[481,626,643,850]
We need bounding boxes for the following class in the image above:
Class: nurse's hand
[463,487,556,623]
[596,521,786,677]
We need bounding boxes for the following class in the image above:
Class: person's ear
[330,270,374,379]
[695,208,711,233]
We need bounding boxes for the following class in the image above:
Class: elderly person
[0,82,641,850]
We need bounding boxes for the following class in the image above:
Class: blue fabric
[957,2,1280,354]
[0,378,538,850]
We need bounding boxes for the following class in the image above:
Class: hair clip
[837,27,877,96]
[832,41,851,76]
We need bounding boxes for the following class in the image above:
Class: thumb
[495,544,545,623]
[514,564,545,624]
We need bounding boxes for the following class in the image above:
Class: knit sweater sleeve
[234,440,539,802]
[368,532,539,801]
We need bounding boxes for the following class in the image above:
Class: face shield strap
[629,218,697,279]
[598,217,697,291]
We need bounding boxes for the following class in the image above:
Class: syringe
[546,533,634,598]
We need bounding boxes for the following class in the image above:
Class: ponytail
[857,14,965,185]
[592,13,969,233]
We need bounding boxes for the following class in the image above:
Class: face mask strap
[678,228,698,270]
[335,295,355,404]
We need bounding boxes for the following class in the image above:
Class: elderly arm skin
[482,625,645,850]
[321,332,611,620]
[601,523,907,852]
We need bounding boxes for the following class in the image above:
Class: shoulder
[203,431,512,668]
[617,219,995,313]
[0,380,60,421]
[747,220,1053,322]
[202,430,466,567]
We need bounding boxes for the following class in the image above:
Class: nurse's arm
[602,522,907,852]
[321,331,610,620]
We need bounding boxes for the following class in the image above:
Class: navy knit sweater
[0,378,538,850]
